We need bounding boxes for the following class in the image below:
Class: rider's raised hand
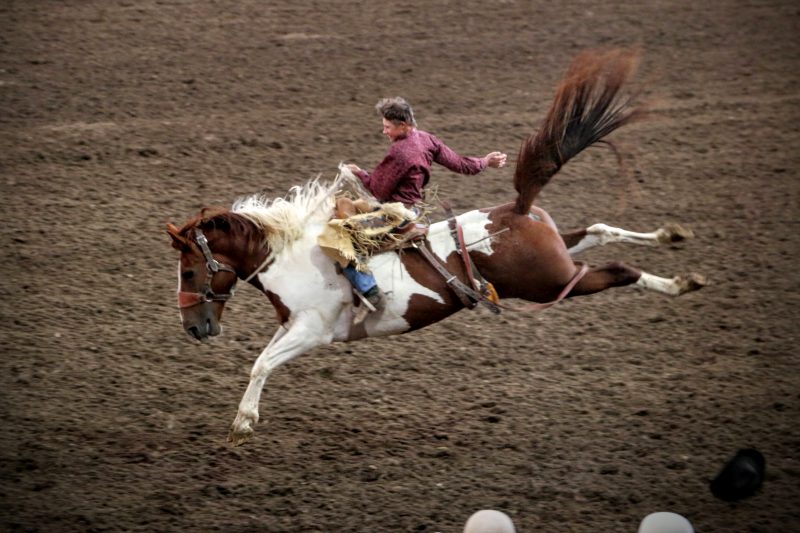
[484,151,507,168]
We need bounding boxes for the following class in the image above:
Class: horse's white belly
[359,251,442,337]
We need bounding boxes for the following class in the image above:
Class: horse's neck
[260,223,330,282]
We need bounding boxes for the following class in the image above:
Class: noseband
[178,229,238,309]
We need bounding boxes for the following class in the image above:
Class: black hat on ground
[710,448,766,502]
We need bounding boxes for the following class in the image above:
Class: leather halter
[178,229,238,309]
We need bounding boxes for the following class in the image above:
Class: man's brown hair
[375,97,416,126]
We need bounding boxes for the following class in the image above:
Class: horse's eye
[181,271,194,281]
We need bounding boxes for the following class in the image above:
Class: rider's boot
[352,285,386,324]
[363,286,386,311]
[344,265,385,323]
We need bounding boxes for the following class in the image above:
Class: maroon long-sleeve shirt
[354,129,487,206]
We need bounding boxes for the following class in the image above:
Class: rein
[177,228,238,309]
[243,253,275,283]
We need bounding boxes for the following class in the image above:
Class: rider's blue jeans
[342,265,377,294]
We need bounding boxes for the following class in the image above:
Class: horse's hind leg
[569,261,706,297]
[563,223,694,256]
[636,270,707,295]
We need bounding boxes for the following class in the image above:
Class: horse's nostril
[187,325,202,340]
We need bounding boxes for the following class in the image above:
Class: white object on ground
[638,512,694,533]
[463,509,516,533]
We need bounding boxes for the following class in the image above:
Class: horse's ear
[167,223,191,251]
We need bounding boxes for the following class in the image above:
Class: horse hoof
[678,272,707,293]
[659,223,694,243]
[228,420,255,446]
[228,426,254,447]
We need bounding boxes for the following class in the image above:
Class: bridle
[178,228,238,309]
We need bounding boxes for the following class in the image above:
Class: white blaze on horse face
[175,261,183,322]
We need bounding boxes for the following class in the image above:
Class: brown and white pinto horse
[167,49,705,446]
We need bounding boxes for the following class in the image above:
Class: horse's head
[167,211,268,342]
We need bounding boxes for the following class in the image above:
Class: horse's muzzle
[184,318,221,342]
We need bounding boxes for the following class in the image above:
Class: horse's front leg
[562,223,694,256]
[228,314,330,446]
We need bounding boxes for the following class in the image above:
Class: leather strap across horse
[442,203,499,304]
[411,240,502,314]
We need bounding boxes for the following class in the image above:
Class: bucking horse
[167,49,706,446]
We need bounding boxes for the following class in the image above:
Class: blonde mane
[232,176,339,257]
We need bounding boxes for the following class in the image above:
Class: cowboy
[343,96,507,311]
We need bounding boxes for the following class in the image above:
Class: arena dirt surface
[2,1,799,531]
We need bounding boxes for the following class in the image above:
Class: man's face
[382,118,410,141]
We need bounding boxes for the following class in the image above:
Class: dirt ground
[1,1,799,531]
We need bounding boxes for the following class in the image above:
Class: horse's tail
[512,48,647,214]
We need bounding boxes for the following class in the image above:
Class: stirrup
[355,290,378,312]
[352,289,384,325]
